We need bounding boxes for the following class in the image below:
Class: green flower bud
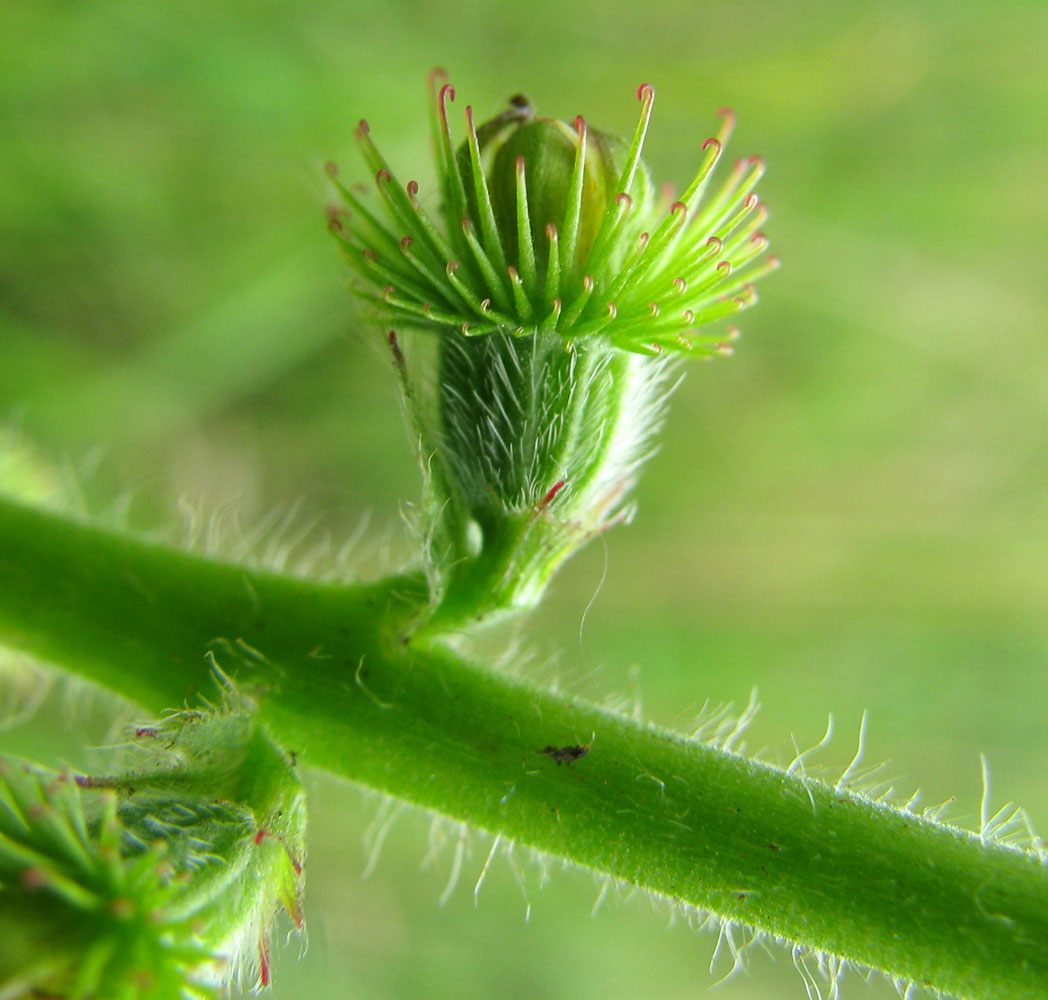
[0,690,304,998]
[328,74,776,629]
[470,98,653,285]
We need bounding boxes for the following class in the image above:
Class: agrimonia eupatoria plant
[1,74,1046,1000]
[327,70,777,629]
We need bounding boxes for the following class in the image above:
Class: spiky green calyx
[328,75,776,629]
[0,692,304,998]
[329,73,776,355]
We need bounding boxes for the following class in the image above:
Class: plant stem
[0,495,1045,1000]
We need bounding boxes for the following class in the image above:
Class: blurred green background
[2,1,1047,997]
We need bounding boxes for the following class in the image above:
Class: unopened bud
[473,104,653,283]
[0,686,304,997]
[330,75,775,630]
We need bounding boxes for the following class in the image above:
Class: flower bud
[471,102,653,284]
[329,74,776,629]
[0,689,304,997]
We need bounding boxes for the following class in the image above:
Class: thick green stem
[0,496,1045,1000]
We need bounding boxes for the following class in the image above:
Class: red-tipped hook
[437,83,456,132]
[536,479,567,513]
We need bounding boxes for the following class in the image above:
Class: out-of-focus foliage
[2,1,1046,997]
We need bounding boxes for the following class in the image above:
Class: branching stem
[0,495,1045,1000]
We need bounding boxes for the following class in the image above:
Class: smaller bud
[0,684,304,997]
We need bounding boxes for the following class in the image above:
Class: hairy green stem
[0,496,1045,1000]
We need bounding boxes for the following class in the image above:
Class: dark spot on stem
[539,744,590,766]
